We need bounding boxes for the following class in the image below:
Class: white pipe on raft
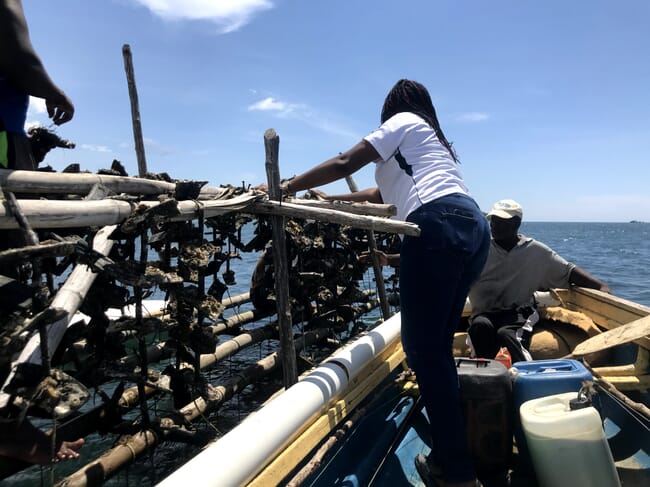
[156,312,402,487]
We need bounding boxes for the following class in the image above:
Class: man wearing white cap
[467,199,610,363]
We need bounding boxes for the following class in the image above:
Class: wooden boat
[156,287,650,487]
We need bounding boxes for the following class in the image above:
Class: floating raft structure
[0,160,414,486]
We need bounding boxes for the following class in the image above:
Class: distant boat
[629,220,647,223]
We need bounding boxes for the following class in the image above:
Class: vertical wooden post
[122,44,148,178]
[344,176,391,321]
[264,128,298,387]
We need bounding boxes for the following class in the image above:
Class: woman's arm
[285,140,380,193]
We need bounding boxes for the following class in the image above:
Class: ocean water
[4,222,650,486]
[519,222,650,307]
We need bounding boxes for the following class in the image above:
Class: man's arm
[310,187,384,204]
[569,266,611,293]
[0,0,74,124]
[359,249,400,267]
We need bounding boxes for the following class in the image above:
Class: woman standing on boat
[258,79,489,487]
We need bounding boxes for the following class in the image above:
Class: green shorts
[0,129,35,170]
[0,129,9,168]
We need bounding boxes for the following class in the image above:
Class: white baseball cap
[487,199,523,220]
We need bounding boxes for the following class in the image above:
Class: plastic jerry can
[456,358,512,487]
[510,358,594,470]
[520,391,621,487]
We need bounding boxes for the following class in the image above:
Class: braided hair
[380,79,459,163]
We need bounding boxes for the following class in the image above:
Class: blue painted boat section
[601,390,650,485]
[284,362,650,487]
[302,388,420,486]
[375,404,430,486]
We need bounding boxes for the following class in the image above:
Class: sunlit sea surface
[519,222,650,307]
[5,222,649,486]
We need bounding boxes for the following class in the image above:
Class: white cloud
[248,96,360,140]
[456,112,490,123]
[130,0,273,33]
[248,97,298,115]
[81,144,111,153]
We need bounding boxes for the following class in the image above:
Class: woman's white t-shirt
[363,112,469,222]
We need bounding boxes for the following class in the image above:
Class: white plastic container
[520,392,621,487]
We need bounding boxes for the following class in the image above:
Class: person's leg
[434,197,490,482]
[496,324,532,363]
[401,194,490,485]
[402,238,476,482]
[467,315,498,359]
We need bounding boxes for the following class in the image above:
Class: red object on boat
[494,347,512,369]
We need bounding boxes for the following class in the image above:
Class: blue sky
[23,0,650,222]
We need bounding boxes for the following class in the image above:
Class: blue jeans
[400,193,490,483]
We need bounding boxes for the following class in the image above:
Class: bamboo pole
[55,329,331,487]
[1,190,38,245]
[264,128,297,388]
[187,330,330,418]
[0,195,258,229]
[0,225,117,408]
[0,168,174,194]
[0,297,379,480]
[0,196,420,236]
[224,197,413,232]
[247,199,420,236]
[345,175,391,321]
[122,44,148,177]
[222,291,251,308]
[0,169,229,197]
[0,239,77,262]
[0,198,135,229]
[117,300,375,409]
[205,309,269,335]
[117,307,265,369]
[285,197,396,218]
[0,169,396,215]
[199,324,277,370]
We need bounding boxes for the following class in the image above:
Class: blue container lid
[511,359,591,380]
[512,359,594,408]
